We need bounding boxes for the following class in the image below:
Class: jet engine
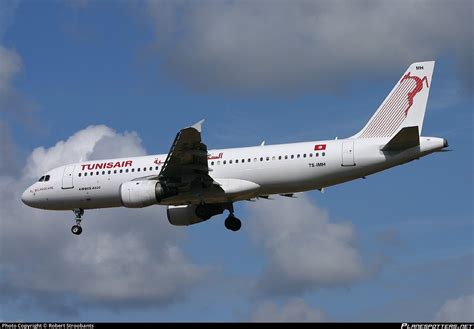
[166,205,203,226]
[167,204,226,226]
[120,180,176,208]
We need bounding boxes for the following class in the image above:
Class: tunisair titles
[80,160,133,171]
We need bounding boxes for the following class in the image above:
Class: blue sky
[1,0,473,322]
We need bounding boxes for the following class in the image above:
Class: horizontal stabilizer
[382,126,420,151]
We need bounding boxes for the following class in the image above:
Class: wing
[158,120,214,192]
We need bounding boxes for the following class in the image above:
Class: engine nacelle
[167,205,209,226]
[120,180,176,208]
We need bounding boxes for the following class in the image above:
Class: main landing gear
[224,214,241,232]
[194,203,242,232]
[71,208,84,235]
[220,203,242,232]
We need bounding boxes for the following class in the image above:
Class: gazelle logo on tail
[353,61,434,139]
[400,72,429,116]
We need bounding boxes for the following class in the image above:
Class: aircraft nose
[21,189,34,206]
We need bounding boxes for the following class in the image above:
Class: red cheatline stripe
[378,80,415,135]
[366,79,415,137]
[380,95,410,136]
[359,83,404,137]
[377,95,407,137]
[360,80,414,138]
[378,80,415,137]
[366,84,407,137]
[362,80,413,137]
[360,84,402,138]
[380,111,404,137]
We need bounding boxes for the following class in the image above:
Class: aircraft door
[62,165,75,189]
[342,141,355,166]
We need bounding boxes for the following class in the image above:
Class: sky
[0,0,473,322]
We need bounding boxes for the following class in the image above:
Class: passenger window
[84,173,87,176]
[291,155,294,159]
[236,159,239,163]
[272,156,276,160]
[108,170,111,174]
[96,171,99,175]
[242,159,245,163]
[229,160,232,164]
[309,153,313,157]
[254,158,257,162]
[297,154,300,158]
[149,167,152,171]
[303,154,306,158]
[155,166,159,170]
[260,157,263,161]
[322,152,326,156]
[217,161,220,165]
[125,169,129,173]
[114,170,117,174]
[223,160,226,165]
[266,157,269,161]
[278,156,282,160]
[137,168,140,172]
[102,171,105,175]
[131,168,135,172]
[284,155,288,159]
[211,161,214,166]
[143,167,146,171]
[78,173,81,177]
[248,159,251,162]
[316,153,319,157]
[120,169,123,173]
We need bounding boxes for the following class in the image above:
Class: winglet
[190,119,205,132]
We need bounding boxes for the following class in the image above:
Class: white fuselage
[21,136,446,211]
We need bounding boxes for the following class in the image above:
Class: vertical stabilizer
[352,61,435,139]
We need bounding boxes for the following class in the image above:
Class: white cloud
[434,294,474,322]
[0,45,35,124]
[0,45,21,94]
[246,195,365,295]
[0,1,22,106]
[146,0,473,95]
[0,0,19,41]
[23,125,146,179]
[0,2,37,125]
[0,126,211,314]
[0,120,20,176]
[250,298,326,322]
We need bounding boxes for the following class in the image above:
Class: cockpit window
[45,175,50,182]
[38,176,45,182]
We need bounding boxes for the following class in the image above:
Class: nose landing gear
[71,208,84,235]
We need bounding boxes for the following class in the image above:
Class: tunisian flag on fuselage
[314,144,326,151]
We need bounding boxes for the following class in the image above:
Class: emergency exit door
[342,141,355,166]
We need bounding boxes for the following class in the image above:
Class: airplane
[21,61,449,235]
